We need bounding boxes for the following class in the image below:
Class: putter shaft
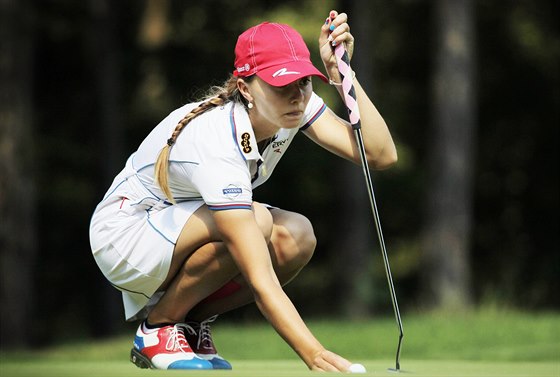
[353,128,404,371]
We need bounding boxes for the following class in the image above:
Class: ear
[237,78,253,103]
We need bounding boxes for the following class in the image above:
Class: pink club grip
[334,43,361,129]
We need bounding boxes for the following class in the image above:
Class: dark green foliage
[11,0,559,345]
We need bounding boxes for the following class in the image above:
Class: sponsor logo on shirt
[241,132,252,153]
[271,139,287,149]
[271,138,286,154]
[223,185,242,198]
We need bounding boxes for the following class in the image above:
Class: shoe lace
[197,315,218,350]
[165,325,192,353]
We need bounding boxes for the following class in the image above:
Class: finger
[311,351,341,372]
[320,20,331,43]
[321,350,353,372]
[329,12,348,31]
[327,11,350,44]
[319,12,337,44]
[330,25,351,47]
[320,361,340,372]
[324,10,340,35]
[310,359,330,372]
[310,364,326,372]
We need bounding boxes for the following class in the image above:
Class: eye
[299,77,312,87]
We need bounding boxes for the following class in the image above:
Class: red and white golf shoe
[184,316,233,370]
[130,323,213,370]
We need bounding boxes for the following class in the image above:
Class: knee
[253,203,274,243]
[273,213,316,269]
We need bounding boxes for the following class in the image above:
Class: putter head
[389,367,412,374]
[388,361,402,373]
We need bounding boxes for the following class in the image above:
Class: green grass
[1,360,558,377]
[1,309,559,376]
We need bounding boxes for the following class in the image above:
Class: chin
[281,116,303,128]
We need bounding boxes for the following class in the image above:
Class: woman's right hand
[319,10,354,84]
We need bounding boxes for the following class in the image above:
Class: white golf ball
[348,363,367,373]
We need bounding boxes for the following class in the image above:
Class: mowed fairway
[1,359,557,377]
[1,310,558,377]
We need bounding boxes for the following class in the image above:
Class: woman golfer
[90,10,397,372]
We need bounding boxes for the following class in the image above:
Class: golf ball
[349,363,367,373]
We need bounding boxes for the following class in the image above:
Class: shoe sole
[130,348,154,369]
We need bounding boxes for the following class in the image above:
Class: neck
[248,110,279,142]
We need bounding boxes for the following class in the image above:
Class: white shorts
[90,191,204,321]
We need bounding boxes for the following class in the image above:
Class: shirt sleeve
[190,155,253,211]
[300,91,327,131]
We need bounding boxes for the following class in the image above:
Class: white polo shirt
[129,91,326,210]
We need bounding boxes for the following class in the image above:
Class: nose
[289,83,304,104]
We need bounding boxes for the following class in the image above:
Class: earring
[247,102,254,109]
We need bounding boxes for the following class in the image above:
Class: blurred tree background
[1,0,558,348]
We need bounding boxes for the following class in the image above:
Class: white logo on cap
[237,63,251,73]
[272,68,301,77]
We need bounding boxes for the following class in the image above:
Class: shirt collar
[230,102,262,161]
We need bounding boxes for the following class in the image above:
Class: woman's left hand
[318,10,354,83]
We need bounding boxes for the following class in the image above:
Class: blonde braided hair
[154,74,250,203]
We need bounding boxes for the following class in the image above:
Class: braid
[166,98,222,146]
[154,75,246,203]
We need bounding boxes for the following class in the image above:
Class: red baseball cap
[233,22,327,87]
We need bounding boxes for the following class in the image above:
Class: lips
[285,110,303,118]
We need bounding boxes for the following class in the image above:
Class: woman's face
[246,76,313,132]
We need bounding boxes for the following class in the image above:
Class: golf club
[331,23,404,373]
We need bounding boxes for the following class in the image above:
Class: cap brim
[256,61,328,87]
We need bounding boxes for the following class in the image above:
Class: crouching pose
[89,9,397,372]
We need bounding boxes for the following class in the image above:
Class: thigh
[174,202,274,256]
[161,202,272,290]
[160,205,218,290]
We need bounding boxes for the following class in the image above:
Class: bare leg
[186,208,316,321]
[147,203,273,325]
[268,208,316,285]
